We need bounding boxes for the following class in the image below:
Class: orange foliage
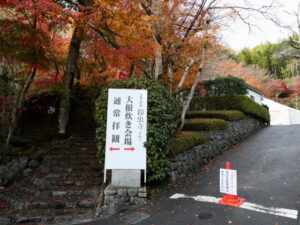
[205,57,267,90]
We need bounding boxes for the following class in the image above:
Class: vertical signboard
[104,89,147,181]
[220,169,237,195]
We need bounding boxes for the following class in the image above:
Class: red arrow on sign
[109,147,120,151]
[124,147,135,151]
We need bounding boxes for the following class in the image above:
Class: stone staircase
[0,134,103,224]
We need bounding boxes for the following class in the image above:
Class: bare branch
[86,22,120,49]
[176,0,197,35]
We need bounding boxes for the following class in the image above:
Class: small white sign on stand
[104,88,148,184]
[220,169,237,195]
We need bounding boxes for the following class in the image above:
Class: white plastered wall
[247,89,263,105]
[262,98,300,125]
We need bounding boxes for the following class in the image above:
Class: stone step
[0,188,98,210]
[1,208,95,224]
[29,176,102,187]
[0,134,103,224]
[39,164,101,174]
[42,159,99,166]
[26,197,98,210]
[14,181,101,198]
[0,188,32,210]
[44,154,97,160]
[48,149,98,156]
[50,145,97,150]
[0,200,13,215]
[71,142,96,147]
[43,171,102,179]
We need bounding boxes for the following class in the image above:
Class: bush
[190,95,270,123]
[203,75,248,96]
[95,77,181,183]
[183,118,228,131]
[168,131,207,157]
[185,110,245,121]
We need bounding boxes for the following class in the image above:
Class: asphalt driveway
[78,125,300,225]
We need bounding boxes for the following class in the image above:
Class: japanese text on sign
[104,89,147,170]
[220,169,237,195]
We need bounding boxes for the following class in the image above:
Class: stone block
[65,201,76,208]
[95,204,103,216]
[104,196,110,204]
[83,189,99,197]
[28,159,39,168]
[138,187,147,193]
[78,200,96,208]
[102,204,108,212]
[127,188,138,197]
[117,188,127,196]
[130,197,147,205]
[107,199,124,215]
[19,157,29,167]
[23,168,32,177]
[104,188,117,196]
[138,192,147,198]
[52,191,67,196]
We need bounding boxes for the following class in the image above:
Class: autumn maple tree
[263,79,289,98]
[0,0,69,146]
[0,0,281,146]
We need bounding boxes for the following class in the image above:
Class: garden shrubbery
[95,78,268,183]
[185,110,245,121]
[183,118,228,131]
[202,75,248,96]
[190,95,270,123]
[95,77,181,183]
[168,131,207,157]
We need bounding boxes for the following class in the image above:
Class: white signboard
[220,169,237,195]
[104,89,147,171]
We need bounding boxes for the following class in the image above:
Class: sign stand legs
[104,169,107,183]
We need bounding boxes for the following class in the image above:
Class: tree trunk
[5,67,37,147]
[129,64,135,77]
[140,58,154,78]
[154,49,163,80]
[167,59,174,94]
[58,27,82,135]
[178,50,206,131]
[175,58,195,93]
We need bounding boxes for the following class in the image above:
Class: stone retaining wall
[169,116,264,182]
[0,156,40,187]
[101,116,264,215]
[99,185,147,215]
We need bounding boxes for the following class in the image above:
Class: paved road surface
[79,125,300,225]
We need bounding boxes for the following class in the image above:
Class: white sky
[220,0,299,51]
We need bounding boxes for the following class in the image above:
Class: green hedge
[95,77,181,183]
[183,118,228,131]
[185,110,245,121]
[190,95,270,123]
[203,75,248,96]
[168,131,207,157]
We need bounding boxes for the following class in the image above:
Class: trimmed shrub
[168,131,207,157]
[185,110,245,121]
[203,75,248,96]
[183,118,228,131]
[190,95,270,123]
[95,77,181,183]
